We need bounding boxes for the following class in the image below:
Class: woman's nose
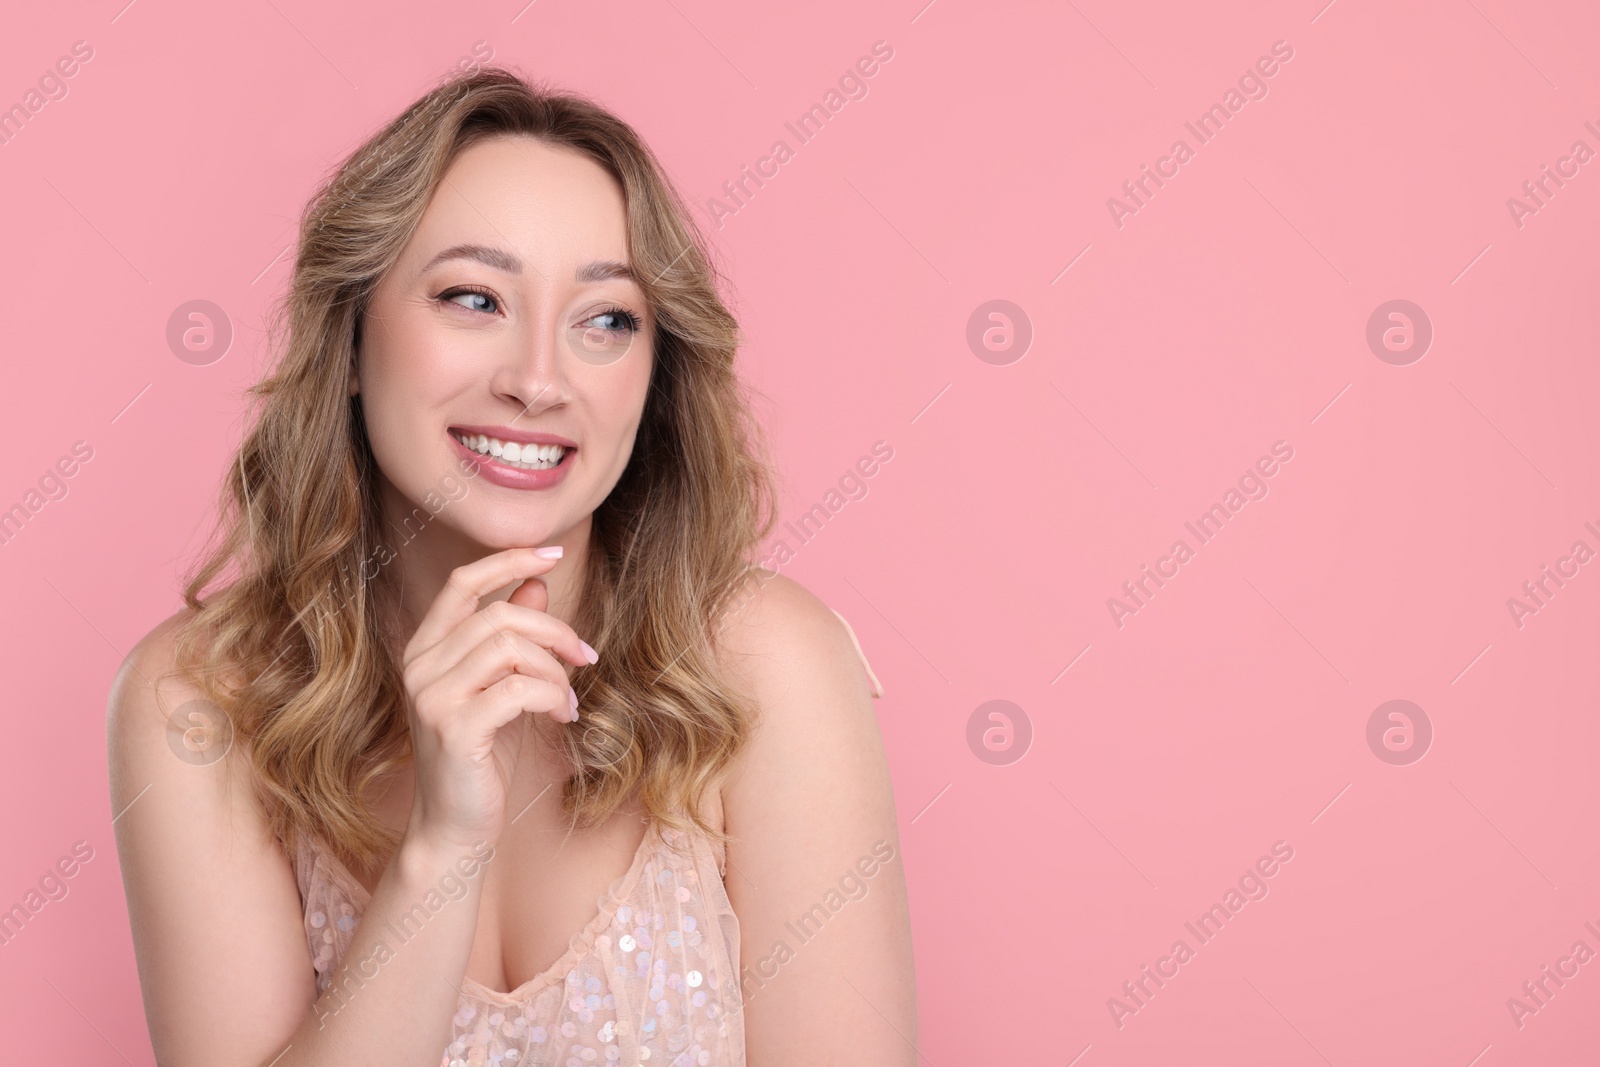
[494,321,568,414]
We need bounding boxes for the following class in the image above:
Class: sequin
[292,818,744,1065]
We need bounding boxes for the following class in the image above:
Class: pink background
[2,0,1598,1062]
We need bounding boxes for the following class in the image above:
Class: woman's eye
[570,307,643,362]
[440,288,498,314]
[585,308,642,333]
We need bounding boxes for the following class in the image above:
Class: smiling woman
[106,66,914,1067]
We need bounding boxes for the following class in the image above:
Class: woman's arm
[717,575,918,1064]
[107,611,489,1067]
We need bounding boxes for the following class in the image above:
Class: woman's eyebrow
[421,243,522,275]
[575,259,635,284]
[419,243,635,285]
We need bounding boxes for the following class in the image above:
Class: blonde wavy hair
[165,66,778,873]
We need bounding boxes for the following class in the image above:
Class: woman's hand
[399,545,598,854]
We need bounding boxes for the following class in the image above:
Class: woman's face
[353,135,655,552]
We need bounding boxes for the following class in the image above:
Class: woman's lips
[447,430,575,490]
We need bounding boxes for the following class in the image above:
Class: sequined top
[294,816,743,1066]
[290,609,883,1067]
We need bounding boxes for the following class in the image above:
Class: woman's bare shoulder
[709,569,912,1054]
[107,606,205,737]
[716,570,847,683]
[105,603,261,815]
[712,568,887,827]
[107,605,318,1063]
[714,568,879,702]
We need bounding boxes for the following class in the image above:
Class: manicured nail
[579,639,599,664]
[534,545,563,559]
[569,688,579,719]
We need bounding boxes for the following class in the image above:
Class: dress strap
[700,786,729,878]
[830,609,884,699]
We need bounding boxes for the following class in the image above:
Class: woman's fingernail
[534,545,563,559]
[579,639,599,664]
[569,688,579,719]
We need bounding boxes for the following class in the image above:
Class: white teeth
[452,431,568,470]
